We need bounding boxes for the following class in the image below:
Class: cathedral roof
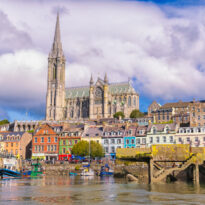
[65,82,137,99]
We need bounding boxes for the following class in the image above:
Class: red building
[32,124,60,160]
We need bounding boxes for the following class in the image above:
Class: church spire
[104,73,108,84]
[50,12,64,58]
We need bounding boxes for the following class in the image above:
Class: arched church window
[128,96,131,107]
[77,109,80,118]
[50,92,52,106]
[95,87,103,104]
[134,97,136,106]
[53,66,57,80]
[113,105,117,114]
[70,109,74,118]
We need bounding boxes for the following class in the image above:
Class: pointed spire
[50,12,64,58]
[90,74,94,85]
[104,73,108,84]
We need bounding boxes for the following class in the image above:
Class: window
[128,96,131,107]
[199,123,201,127]
[195,137,199,142]
[86,134,89,136]
[163,136,166,143]
[203,108,205,112]
[51,145,53,151]
[111,139,115,144]
[129,130,132,135]
[198,108,200,112]
[193,112,195,117]
[47,145,50,151]
[104,139,108,144]
[48,137,51,143]
[105,147,108,153]
[179,137,182,142]
[34,137,37,143]
[15,150,18,155]
[136,138,140,144]
[54,145,57,151]
[150,137,153,143]
[156,136,160,143]
[41,145,44,151]
[41,137,44,143]
[117,139,121,144]
[11,143,13,147]
[111,147,115,153]
[63,140,66,145]
[75,140,78,144]
[95,134,99,136]
[167,115,169,121]
[55,137,57,143]
[126,139,129,144]
[187,137,190,142]
[198,115,200,120]
[63,148,66,154]
[35,146,37,151]
[203,137,205,141]
[203,115,205,120]
[142,138,146,144]
[133,97,136,106]
[165,127,169,133]
[69,140,72,145]
[169,136,173,143]
[131,139,135,144]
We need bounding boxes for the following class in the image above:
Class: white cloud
[0,0,205,119]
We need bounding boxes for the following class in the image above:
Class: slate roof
[147,123,177,132]
[65,82,136,99]
[160,101,189,109]
[82,126,103,138]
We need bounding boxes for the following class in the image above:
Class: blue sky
[1,0,205,121]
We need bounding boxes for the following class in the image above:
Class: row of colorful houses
[2,121,205,160]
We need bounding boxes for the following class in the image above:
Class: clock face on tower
[95,87,103,98]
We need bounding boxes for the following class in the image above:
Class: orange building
[32,124,61,160]
[0,132,32,159]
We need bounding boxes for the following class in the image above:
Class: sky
[1,0,205,121]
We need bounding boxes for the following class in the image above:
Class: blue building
[123,126,137,148]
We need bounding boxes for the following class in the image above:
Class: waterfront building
[175,127,205,147]
[45,14,139,121]
[82,126,103,144]
[102,126,124,159]
[58,125,83,160]
[135,126,148,148]
[0,132,32,159]
[123,126,137,148]
[148,101,161,117]
[32,124,60,160]
[146,123,178,147]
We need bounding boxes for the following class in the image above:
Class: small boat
[69,172,77,176]
[100,164,114,176]
[80,168,95,176]
[30,163,43,177]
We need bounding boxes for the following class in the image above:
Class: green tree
[0,119,9,125]
[72,140,104,158]
[113,111,125,119]
[130,109,144,118]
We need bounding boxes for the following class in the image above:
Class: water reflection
[1,176,205,204]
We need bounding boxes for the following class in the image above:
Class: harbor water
[1,176,205,204]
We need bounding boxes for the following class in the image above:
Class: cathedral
[46,14,139,121]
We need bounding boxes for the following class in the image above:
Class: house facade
[32,124,59,160]
[102,126,124,159]
[147,123,178,147]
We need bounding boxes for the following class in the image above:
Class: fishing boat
[99,164,114,176]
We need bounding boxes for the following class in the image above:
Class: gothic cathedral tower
[46,13,65,121]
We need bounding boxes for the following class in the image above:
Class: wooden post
[193,163,199,185]
[148,158,153,184]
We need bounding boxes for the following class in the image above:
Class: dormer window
[165,126,169,133]
[152,127,156,134]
